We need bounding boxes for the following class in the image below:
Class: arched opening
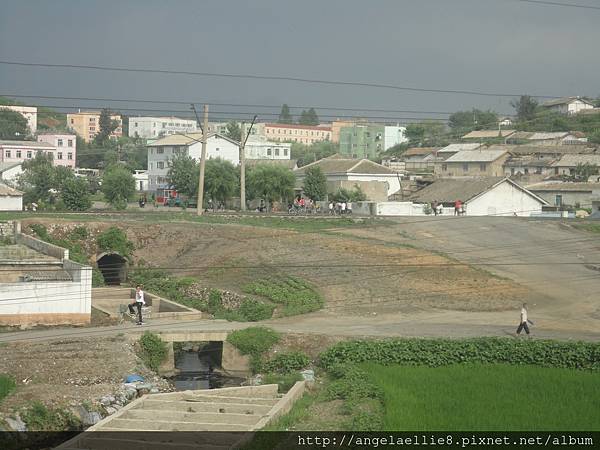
[96,253,127,285]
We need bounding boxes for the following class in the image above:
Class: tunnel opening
[96,253,127,285]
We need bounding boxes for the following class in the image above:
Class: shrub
[319,338,600,371]
[68,226,89,241]
[20,401,81,431]
[227,327,280,357]
[96,226,134,259]
[263,351,310,374]
[264,372,303,393]
[28,224,49,240]
[101,166,135,210]
[138,332,168,372]
[207,289,223,313]
[61,177,92,211]
[243,277,323,316]
[0,374,16,402]
[236,299,275,321]
[325,364,382,401]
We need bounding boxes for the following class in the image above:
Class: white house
[133,170,149,191]
[542,97,595,115]
[245,137,291,160]
[0,162,23,185]
[294,154,401,202]
[1,105,37,134]
[411,177,547,216]
[146,132,239,191]
[0,184,23,211]
[37,133,77,168]
[0,140,58,166]
[128,116,197,139]
[384,126,408,150]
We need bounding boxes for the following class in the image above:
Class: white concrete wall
[129,117,197,138]
[384,126,408,150]
[245,141,291,160]
[0,164,23,183]
[0,195,22,211]
[467,181,543,216]
[346,174,401,198]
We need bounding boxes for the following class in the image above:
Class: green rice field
[364,364,600,430]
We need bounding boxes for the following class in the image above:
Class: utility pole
[197,105,209,216]
[240,115,257,212]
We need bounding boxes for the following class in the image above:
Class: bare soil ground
[0,335,164,416]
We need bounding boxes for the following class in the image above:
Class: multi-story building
[208,122,264,138]
[37,133,77,168]
[542,97,595,115]
[384,125,408,150]
[331,120,361,144]
[146,132,239,191]
[435,147,509,177]
[1,105,37,134]
[264,123,331,145]
[66,111,122,143]
[245,137,291,160]
[339,124,385,159]
[0,140,58,166]
[128,117,197,139]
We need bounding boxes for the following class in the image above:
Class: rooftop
[527,182,600,192]
[0,162,23,173]
[294,154,396,175]
[444,148,508,163]
[0,140,56,148]
[508,145,597,155]
[462,130,515,139]
[551,154,600,167]
[147,132,239,147]
[528,132,569,140]
[401,147,440,157]
[266,123,332,131]
[543,97,594,107]
[438,143,483,153]
[0,183,23,196]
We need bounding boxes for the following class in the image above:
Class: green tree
[61,177,92,211]
[302,166,327,201]
[101,166,135,210]
[291,141,338,167]
[588,130,600,145]
[330,185,367,202]
[247,165,295,211]
[167,154,199,198]
[94,109,119,145]
[19,153,56,204]
[224,121,241,142]
[298,108,319,126]
[0,108,29,139]
[405,121,447,147]
[448,109,498,130]
[278,104,293,124]
[573,163,599,181]
[511,95,539,122]
[204,158,238,209]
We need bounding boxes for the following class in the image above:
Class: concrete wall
[529,190,592,208]
[0,195,22,211]
[468,182,544,216]
[15,233,68,260]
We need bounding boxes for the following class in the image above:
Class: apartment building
[245,137,291,160]
[264,123,331,145]
[66,111,122,143]
[0,140,58,166]
[37,133,77,168]
[128,116,197,139]
[339,124,385,159]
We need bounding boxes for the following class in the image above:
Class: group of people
[328,201,352,215]
[430,200,466,216]
[138,195,147,208]
[289,197,319,214]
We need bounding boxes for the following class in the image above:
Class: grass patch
[574,223,600,234]
[227,327,280,373]
[364,363,600,430]
[0,374,16,403]
[243,277,323,316]
[263,372,303,393]
[20,401,81,431]
[137,331,168,373]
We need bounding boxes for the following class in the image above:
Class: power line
[515,0,600,10]
[0,60,558,99]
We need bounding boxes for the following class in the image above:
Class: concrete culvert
[96,253,127,285]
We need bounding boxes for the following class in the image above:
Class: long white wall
[468,182,543,216]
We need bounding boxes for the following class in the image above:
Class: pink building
[0,140,58,167]
[37,134,77,168]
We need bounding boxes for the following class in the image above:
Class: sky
[1,0,599,124]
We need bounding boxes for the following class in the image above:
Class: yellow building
[66,111,123,143]
[264,123,331,145]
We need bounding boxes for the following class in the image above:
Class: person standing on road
[516,303,533,335]
[128,285,146,325]
[454,199,462,216]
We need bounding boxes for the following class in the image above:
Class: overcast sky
[1,0,599,123]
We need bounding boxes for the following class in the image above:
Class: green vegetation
[101,166,136,210]
[0,374,16,402]
[243,277,323,316]
[20,401,81,431]
[246,164,295,212]
[96,226,134,259]
[302,166,327,201]
[329,185,367,203]
[263,351,310,374]
[263,372,303,393]
[0,107,30,139]
[364,363,600,430]
[291,141,338,167]
[227,327,280,373]
[319,337,600,371]
[137,331,168,373]
[574,223,600,234]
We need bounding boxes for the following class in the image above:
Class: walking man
[516,302,533,335]
[128,285,146,325]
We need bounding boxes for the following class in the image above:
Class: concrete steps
[75,433,240,450]
[141,398,273,415]
[96,418,252,431]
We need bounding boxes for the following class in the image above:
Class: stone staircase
[92,287,143,319]
[58,383,306,449]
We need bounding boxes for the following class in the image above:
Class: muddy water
[172,350,244,391]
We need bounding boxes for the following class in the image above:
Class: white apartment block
[128,116,197,139]
[37,133,77,168]
[2,105,37,134]
[147,132,239,190]
[0,140,65,167]
[384,126,408,150]
[245,137,291,160]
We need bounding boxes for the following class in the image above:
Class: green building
[339,124,385,159]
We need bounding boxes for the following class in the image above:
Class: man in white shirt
[516,303,533,335]
[129,285,146,325]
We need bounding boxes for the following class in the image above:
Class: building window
[462,163,469,172]
[68,139,73,147]
[524,168,529,174]
[479,163,487,171]
[89,118,95,123]
[135,122,138,127]
[267,148,272,156]
[284,148,288,156]
[157,148,164,154]
[70,118,74,124]
[157,161,164,169]
[27,151,32,158]
[5,150,10,158]
[57,139,63,147]
[149,162,153,170]
[58,152,63,160]
[275,148,280,156]
[442,164,447,171]
[16,150,21,158]
[67,153,73,160]
[555,195,562,206]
